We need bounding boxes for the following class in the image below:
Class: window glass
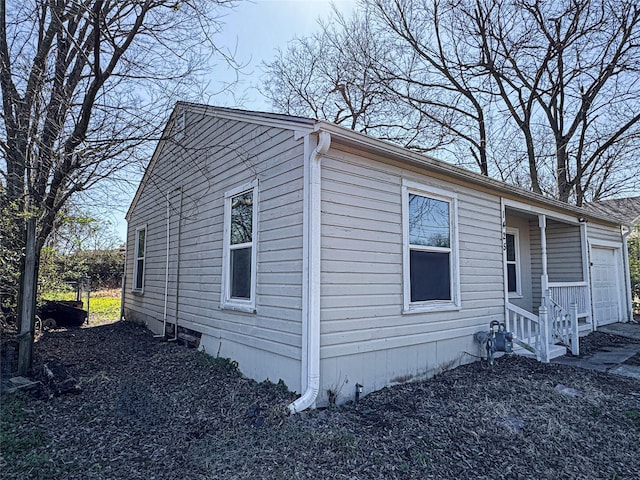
[506,234,515,262]
[410,250,451,301]
[409,194,450,248]
[230,247,252,299]
[222,182,257,311]
[137,229,145,258]
[505,232,518,293]
[407,190,454,306]
[133,227,146,291]
[231,192,253,245]
[135,259,144,290]
[507,264,518,292]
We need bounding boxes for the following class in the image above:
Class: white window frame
[505,228,522,298]
[221,180,258,313]
[402,179,460,313]
[133,225,147,293]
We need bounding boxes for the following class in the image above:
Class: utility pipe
[288,130,331,414]
[156,194,171,338]
[119,241,127,321]
[171,188,183,342]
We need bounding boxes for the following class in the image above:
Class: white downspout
[579,221,594,331]
[288,130,331,414]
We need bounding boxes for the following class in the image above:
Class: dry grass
[1,321,639,479]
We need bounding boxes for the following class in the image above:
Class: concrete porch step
[513,342,567,360]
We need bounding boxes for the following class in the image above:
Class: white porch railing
[505,302,547,361]
[546,292,580,356]
[548,282,590,318]
[506,287,581,361]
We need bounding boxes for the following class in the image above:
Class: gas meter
[474,320,513,366]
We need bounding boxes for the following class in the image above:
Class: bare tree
[262,7,448,152]
[461,0,640,203]
[374,0,640,200]
[368,0,496,176]
[264,0,640,200]
[0,0,239,374]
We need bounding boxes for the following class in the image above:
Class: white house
[124,103,634,409]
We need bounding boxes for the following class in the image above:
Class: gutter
[288,130,331,414]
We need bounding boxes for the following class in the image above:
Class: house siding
[529,219,543,313]
[546,220,583,283]
[587,221,623,244]
[505,215,534,312]
[125,112,306,392]
[126,106,629,408]
[317,145,504,404]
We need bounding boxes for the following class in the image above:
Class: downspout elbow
[313,131,332,160]
[288,377,320,414]
[287,130,331,414]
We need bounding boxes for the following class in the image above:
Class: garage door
[590,246,621,326]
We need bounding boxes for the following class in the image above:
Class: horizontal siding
[319,149,505,359]
[587,221,623,244]
[547,219,583,283]
[124,113,305,381]
[316,147,511,403]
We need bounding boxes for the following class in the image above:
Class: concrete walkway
[553,322,640,380]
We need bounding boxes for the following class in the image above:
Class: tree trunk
[17,216,38,376]
[557,145,572,203]
[478,114,488,176]
[524,131,541,194]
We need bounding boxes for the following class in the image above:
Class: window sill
[508,293,523,300]
[132,289,144,296]
[220,302,256,314]
[403,303,461,314]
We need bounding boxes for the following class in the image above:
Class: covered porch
[501,199,591,361]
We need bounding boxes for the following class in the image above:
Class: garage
[590,246,622,326]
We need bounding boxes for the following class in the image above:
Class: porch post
[539,214,548,293]
[538,297,550,363]
[570,303,580,356]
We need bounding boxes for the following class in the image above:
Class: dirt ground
[2,320,640,479]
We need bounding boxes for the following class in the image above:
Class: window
[505,229,521,296]
[402,180,459,312]
[221,180,258,312]
[133,226,146,292]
